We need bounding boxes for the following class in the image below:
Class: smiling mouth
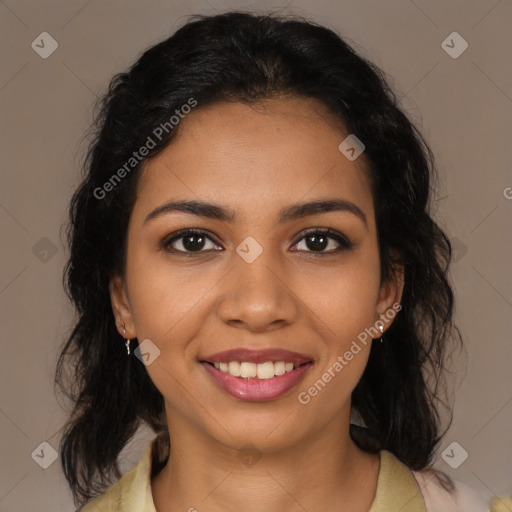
[202,360,312,379]
[200,359,314,402]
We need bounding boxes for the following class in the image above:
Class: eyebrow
[144,198,367,228]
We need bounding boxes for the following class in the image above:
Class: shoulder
[76,466,139,512]
[412,467,495,512]
[378,449,502,512]
[76,476,126,511]
[76,434,162,512]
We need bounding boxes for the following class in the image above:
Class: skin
[110,96,404,512]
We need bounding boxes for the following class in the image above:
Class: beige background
[1,0,511,510]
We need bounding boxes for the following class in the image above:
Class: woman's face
[111,96,402,453]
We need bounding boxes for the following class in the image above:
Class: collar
[369,450,427,512]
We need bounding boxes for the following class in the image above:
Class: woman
[55,11,504,512]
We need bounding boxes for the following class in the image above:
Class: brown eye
[291,228,354,254]
[162,229,222,254]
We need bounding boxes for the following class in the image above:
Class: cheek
[297,287,374,413]
[293,252,379,403]
[125,246,214,339]
[124,254,207,402]
[297,256,381,343]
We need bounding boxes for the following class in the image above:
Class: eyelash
[161,227,354,257]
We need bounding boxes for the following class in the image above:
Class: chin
[202,407,311,455]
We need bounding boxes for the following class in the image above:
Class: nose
[215,250,299,333]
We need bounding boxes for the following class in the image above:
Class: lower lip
[201,362,313,402]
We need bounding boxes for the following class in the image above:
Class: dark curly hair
[55,10,462,507]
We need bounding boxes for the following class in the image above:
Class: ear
[109,274,136,339]
[375,261,405,332]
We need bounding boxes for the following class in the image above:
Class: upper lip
[202,348,312,365]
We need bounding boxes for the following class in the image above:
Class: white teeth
[213,360,301,379]
[256,361,275,379]
[228,361,241,376]
[274,361,286,375]
[240,362,257,378]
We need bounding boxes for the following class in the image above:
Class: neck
[151,410,380,512]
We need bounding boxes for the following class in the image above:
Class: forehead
[134,97,374,224]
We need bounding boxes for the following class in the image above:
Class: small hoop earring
[378,324,384,343]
